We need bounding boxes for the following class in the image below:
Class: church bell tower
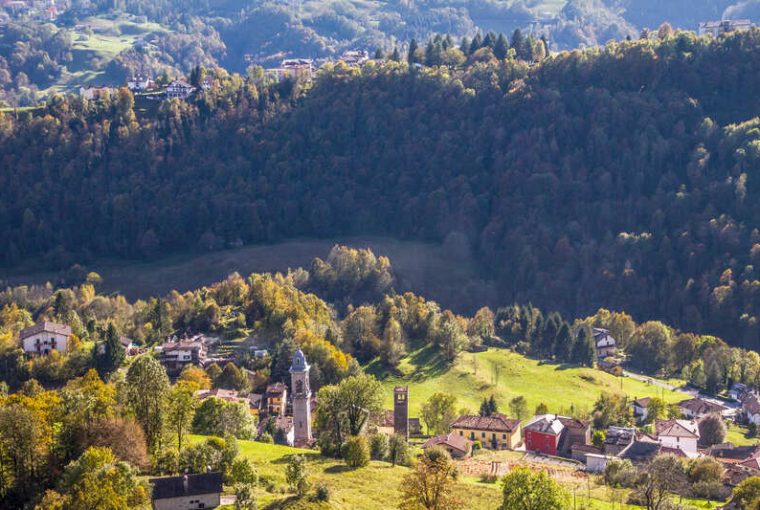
[290,349,313,446]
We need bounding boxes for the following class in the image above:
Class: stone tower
[290,349,313,447]
[394,386,409,439]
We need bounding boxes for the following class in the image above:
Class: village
[14,317,760,509]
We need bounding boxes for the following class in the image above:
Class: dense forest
[4,31,760,348]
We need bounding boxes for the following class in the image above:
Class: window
[503,434,507,439]
[459,431,463,436]
[481,432,485,438]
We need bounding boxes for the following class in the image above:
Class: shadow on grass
[365,345,451,382]
[323,464,355,474]
[270,451,322,465]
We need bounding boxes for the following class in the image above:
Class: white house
[655,419,700,457]
[165,80,195,99]
[698,19,753,37]
[20,322,71,355]
[127,75,154,91]
[632,397,651,422]
[742,396,760,426]
[593,328,617,359]
[149,472,222,510]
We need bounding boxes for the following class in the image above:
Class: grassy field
[368,347,689,421]
[0,236,493,314]
[726,422,759,447]
[192,435,722,510]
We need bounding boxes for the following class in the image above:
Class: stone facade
[290,349,313,447]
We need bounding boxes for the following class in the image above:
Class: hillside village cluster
[16,320,760,508]
[78,50,371,102]
[73,16,758,104]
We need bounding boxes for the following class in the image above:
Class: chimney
[183,474,188,493]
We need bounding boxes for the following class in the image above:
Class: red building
[523,414,565,456]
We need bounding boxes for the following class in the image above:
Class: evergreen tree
[390,47,400,61]
[482,32,496,49]
[541,312,561,358]
[407,39,419,65]
[555,323,573,362]
[574,327,596,367]
[459,37,470,55]
[511,29,526,60]
[494,33,509,60]
[97,322,125,377]
[469,33,482,54]
[374,47,384,60]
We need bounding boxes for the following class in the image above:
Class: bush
[369,433,388,460]
[257,432,274,444]
[314,483,331,502]
[343,436,370,468]
[472,440,482,451]
[387,433,410,466]
[604,459,638,488]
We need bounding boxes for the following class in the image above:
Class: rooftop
[150,472,222,500]
[19,321,72,339]
[422,432,471,453]
[451,414,521,433]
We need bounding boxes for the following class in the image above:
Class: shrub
[343,436,370,468]
[314,483,331,502]
[604,459,638,488]
[369,433,388,460]
[257,432,274,444]
[387,434,410,466]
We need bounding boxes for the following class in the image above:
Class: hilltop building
[698,19,753,37]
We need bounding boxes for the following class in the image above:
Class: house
[729,383,749,401]
[340,50,369,66]
[157,336,207,374]
[523,414,564,456]
[79,86,114,100]
[655,419,700,457]
[265,382,287,416]
[586,452,617,473]
[698,19,753,37]
[97,335,135,356]
[632,397,651,422]
[127,75,154,91]
[619,438,687,465]
[678,398,726,419]
[423,432,472,459]
[409,417,422,436]
[593,328,617,359]
[195,389,255,411]
[603,426,636,455]
[450,414,521,450]
[20,322,71,355]
[740,394,760,425]
[149,472,222,510]
[165,80,195,99]
[201,76,215,91]
[248,393,263,414]
[557,416,591,456]
[265,59,314,83]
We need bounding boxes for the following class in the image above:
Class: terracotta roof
[451,414,520,433]
[739,457,760,471]
[678,398,725,415]
[19,322,71,339]
[655,419,699,439]
[633,397,651,408]
[266,382,287,397]
[423,432,471,454]
[150,472,222,500]
[558,417,589,430]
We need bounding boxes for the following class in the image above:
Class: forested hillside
[2,31,760,349]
